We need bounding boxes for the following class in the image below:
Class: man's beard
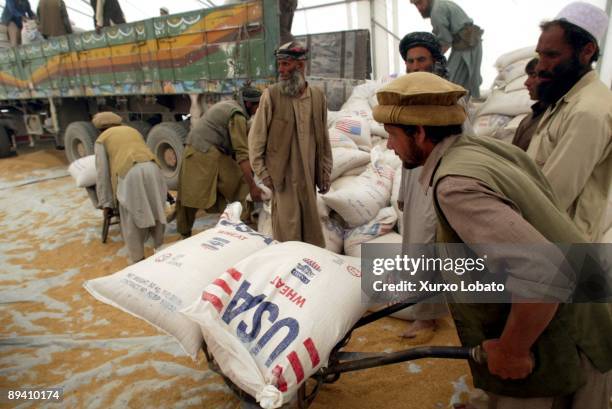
[402,136,426,169]
[537,54,588,105]
[279,69,306,97]
[406,60,448,79]
[419,8,431,18]
[419,1,432,18]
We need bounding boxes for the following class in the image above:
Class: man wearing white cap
[94,112,167,263]
[375,72,612,408]
[527,2,611,242]
[249,41,332,247]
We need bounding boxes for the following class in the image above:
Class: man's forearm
[499,301,559,355]
[239,160,256,188]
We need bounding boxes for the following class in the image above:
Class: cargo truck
[0,0,370,188]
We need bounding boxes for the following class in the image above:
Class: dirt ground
[0,147,478,408]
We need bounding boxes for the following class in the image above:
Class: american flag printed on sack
[335,118,362,135]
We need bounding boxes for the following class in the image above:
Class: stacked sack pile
[257,76,407,257]
[472,46,537,142]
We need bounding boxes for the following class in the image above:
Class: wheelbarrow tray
[202,302,484,408]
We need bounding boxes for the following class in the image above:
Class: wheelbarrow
[202,302,487,408]
[84,186,120,243]
[85,186,176,243]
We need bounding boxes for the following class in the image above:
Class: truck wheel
[64,121,98,163]
[146,122,188,190]
[126,121,152,141]
[0,127,12,158]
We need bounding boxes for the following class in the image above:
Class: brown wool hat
[92,112,123,129]
[373,72,467,126]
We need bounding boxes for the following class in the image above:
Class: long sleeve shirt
[420,135,573,300]
[526,70,612,241]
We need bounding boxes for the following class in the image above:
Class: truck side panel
[0,0,279,102]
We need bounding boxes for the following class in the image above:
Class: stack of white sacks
[257,75,406,257]
[472,46,537,142]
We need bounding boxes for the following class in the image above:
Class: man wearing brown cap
[176,86,263,238]
[94,112,167,263]
[374,72,612,408]
[528,2,611,242]
[249,41,332,247]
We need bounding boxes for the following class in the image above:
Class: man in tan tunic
[528,3,611,241]
[176,87,263,238]
[37,0,72,38]
[94,112,167,263]
[249,41,332,247]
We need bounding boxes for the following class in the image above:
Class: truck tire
[126,121,152,141]
[0,127,11,158]
[146,122,188,190]
[64,121,98,163]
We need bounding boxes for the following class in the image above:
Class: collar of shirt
[294,83,311,100]
[531,101,548,117]
[418,133,461,191]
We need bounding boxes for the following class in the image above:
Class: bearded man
[395,31,451,340]
[527,2,611,242]
[399,31,448,77]
[248,41,332,246]
[410,0,483,98]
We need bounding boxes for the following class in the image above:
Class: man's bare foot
[401,319,437,339]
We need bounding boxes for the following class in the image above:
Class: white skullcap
[555,2,609,45]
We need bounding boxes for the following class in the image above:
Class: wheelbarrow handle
[327,345,487,375]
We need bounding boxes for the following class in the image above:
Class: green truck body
[0,0,278,100]
[0,0,371,188]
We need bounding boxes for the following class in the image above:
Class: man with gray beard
[249,41,332,247]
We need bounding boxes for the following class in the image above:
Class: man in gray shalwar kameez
[395,32,450,339]
[411,0,483,98]
[94,112,167,263]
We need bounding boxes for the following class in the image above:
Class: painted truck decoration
[0,0,276,100]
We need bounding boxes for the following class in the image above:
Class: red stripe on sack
[272,365,288,392]
[227,268,242,281]
[202,292,223,313]
[212,278,232,295]
[303,338,320,367]
[287,351,304,383]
